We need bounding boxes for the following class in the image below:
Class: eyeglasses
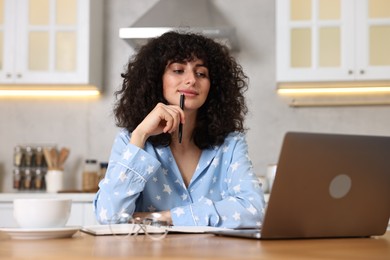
[108,212,171,241]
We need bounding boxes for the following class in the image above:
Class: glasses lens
[108,213,140,238]
[142,216,169,241]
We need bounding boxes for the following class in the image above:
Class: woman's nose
[184,71,196,85]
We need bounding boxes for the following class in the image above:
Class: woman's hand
[131,103,185,148]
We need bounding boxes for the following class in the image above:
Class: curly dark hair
[114,30,249,149]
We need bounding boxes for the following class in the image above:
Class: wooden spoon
[43,148,53,169]
[58,148,70,170]
[50,148,58,169]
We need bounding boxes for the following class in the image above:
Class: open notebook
[81,224,230,236]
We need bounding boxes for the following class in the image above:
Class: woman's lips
[179,90,198,97]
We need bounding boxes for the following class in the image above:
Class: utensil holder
[45,170,64,193]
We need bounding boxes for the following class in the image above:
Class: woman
[94,31,265,228]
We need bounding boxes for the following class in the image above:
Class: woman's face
[162,58,210,111]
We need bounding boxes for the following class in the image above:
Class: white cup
[13,198,72,228]
[266,164,277,192]
[45,170,64,193]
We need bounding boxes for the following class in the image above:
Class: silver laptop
[211,132,390,239]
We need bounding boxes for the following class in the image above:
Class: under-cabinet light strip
[0,87,100,98]
[277,86,390,95]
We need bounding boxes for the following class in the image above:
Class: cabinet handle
[360,70,365,74]
[6,73,12,78]
[16,73,22,78]
[348,70,353,75]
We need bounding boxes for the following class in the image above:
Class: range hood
[119,0,239,51]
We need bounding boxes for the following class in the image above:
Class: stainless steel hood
[119,0,239,51]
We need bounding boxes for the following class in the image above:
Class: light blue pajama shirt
[94,129,265,228]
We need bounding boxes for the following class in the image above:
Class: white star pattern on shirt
[163,184,172,194]
[222,145,229,153]
[118,171,128,182]
[99,207,108,222]
[148,205,156,212]
[146,165,154,174]
[155,195,161,200]
[230,162,240,172]
[141,156,146,161]
[157,149,163,156]
[252,180,260,188]
[123,149,132,160]
[211,158,219,167]
[228,197,237,202]
[247,204,257,215]
[153,177,158,182]
[205,198,213,206]
[173,207,185,217]
[126,189,136,196]
[213,176,217,183]
[102,178,110,184]
[233,184,241,193]
[233,212,241,221]
[181,193,188,201]
[222,216,227,221]
[162,168,168,175]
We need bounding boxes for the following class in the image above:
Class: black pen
[178,94,185,143]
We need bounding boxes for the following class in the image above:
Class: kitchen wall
[0,0,389,192]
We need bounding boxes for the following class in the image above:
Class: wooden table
[1,231,389,260]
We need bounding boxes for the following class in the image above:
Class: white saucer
[0,226,80,240]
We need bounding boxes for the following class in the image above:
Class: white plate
[0,226,80,240]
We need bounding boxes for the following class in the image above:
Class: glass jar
[34,168,44,190]
[14,146,24,167]
[13,168,22,190]
[24,146,33,167]
[24,168,32,189]
[82,159,99,192]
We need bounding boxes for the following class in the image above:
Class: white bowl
[13,198,72,229]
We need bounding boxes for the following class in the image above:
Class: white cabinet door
[276,0,390,82]
[0,203,16,227]
[0,0,103,86]
[355,0,390,80]
[68,202,98,226]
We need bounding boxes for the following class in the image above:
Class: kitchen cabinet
[0,0,103,87]
[0,193,98,228]
[276,0,390,82]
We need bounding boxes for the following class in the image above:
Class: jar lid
[100,162,108,168]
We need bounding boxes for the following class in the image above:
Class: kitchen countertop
[0,192,96,202]
[1,231,389,260]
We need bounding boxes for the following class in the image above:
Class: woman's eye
[173,69,184,74]
[196,72,208,78]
